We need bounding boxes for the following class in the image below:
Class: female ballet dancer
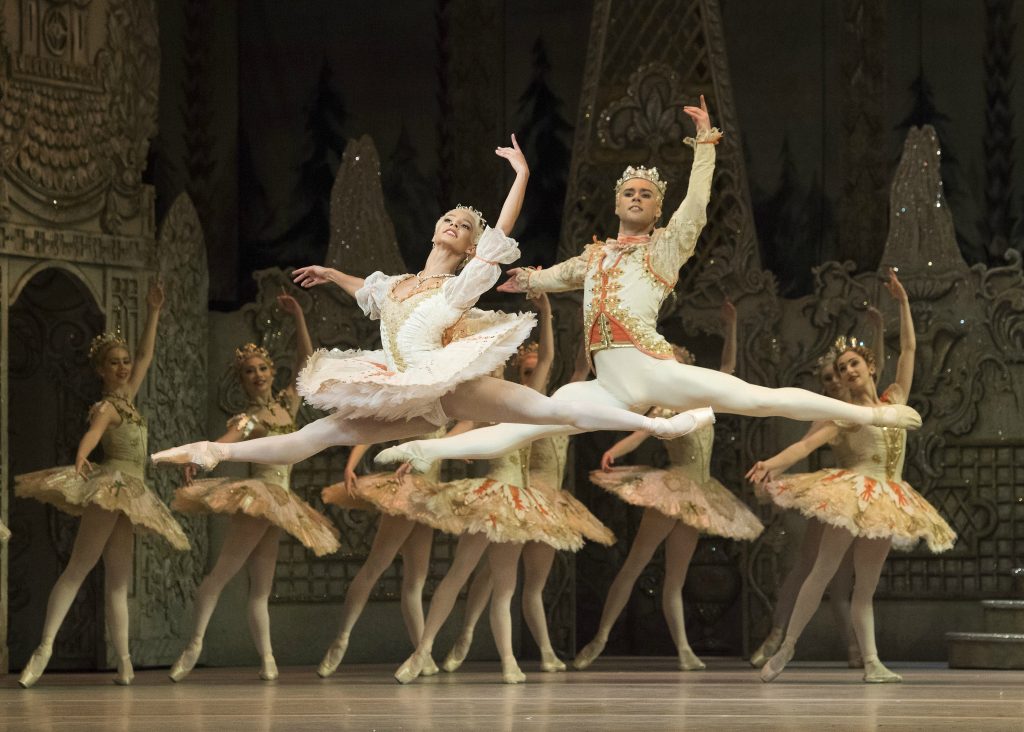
[152,137,710,481]
[167,294,340,682]
[576,301,764,671]
[315,420,473,679]
[16,282,189,688]
[748,270,956,683]
[439,294,615,675]
[372,97,921,474]
[749,307,885,669]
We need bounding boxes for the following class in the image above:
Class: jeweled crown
[615,166,668,197]
[517,341,540,359]
[454,203,487,228]
[234,343,274,370]
[89,331,128,366]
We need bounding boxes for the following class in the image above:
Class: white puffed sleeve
[354,271,396,320]
[442,227,522,311]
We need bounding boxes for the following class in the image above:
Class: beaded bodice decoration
[654,409,714,483]
[528,435,569,491]
[378,277,450,372]
[98,398,147,478]
[832,424,906,482]
[237,390,297,490]
[487,446,532,488]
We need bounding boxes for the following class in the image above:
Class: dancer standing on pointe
[374,96,921,474]
[16,282,189,688]
[577,301,763,672]
[167,293,340,683]
[749,307,885,669]
[439,294,615,676]
[748,270,955,683]
[315,418,474,679]
[153,136,709,474]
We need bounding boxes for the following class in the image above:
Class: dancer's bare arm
[525,293,554,394]
[885,269,915,397]
[277,292,314,411]
[600,428,651,471]
[292,266,366,299]
[719,300,737,374]
[128,280,163,397]
[345,444,371,490]
[867,305,885,373]
[75,404,118,477]
[746,424,839,485]
[493,134,529,236]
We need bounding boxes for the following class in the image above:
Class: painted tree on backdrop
[514,37,573,268]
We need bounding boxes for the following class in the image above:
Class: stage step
[946,632,1024,669]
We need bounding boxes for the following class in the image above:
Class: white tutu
[297,227,535,424]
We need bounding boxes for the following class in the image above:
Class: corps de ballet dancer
[153,137,710,483]
[578,301,763,672]
[15,282,189,688]
[438,295,615,676]
[372,96,921,474]
[748,270,956,683]
[166,294,340,682]
[749,306,885,669]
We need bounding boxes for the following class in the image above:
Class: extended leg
[19,505,121,688]
[574,509,677,670]
[760,525,855,682]
[487,542,527,683]
[169,514,271,681]
[442,558,494,672]
[848,538,899,683]
[594,350,920,428]
[318,515,416,677]
[394,532,489,683]
[247,524,282,680]
[661,522,702,671]
[102,514,135,685]
[520,542,564,672]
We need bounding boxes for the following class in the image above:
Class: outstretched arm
[293,266,366,299]
[493,134,529,236]
[745,422,838,485]
[719,300,737,374]
[277,293,314,405]
[885,269,915,397]
[525,293,554,394]
[127,280,164,398]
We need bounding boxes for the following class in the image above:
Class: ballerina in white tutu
[152,136,712,473]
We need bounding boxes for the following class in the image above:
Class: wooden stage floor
[3,657,1024,731]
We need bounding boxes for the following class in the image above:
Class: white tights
[35,506,134,661]
[781,525,891,661]
[185,514,281,659]
[329,516,433,646]
[453,542,559,658]
[589,509,699,655]
[769,519,856,653]
[398,348,897,462]
[208,374,679,467]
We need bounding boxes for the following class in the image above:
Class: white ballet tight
[583,509,699,658]
[328,516,433,646]
[184,514,281,660]
[34,506,134,661]
[769,519,856,654]
[208,374,687,467]
[399,348,897,462]
[780,525,891,661]
[453,542,559,659]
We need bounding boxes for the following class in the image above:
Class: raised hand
[293,265,335,289]
[883,268,908,303]
[682,94,712,134]
[276,292,303,318]
[866,304,883,329]
[496,268,527,294]
[147,279,165,310]
[720,299,737,324]
[495,133,528,177]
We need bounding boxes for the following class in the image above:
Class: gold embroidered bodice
[831,385,907,481]
[656,410,714,483]
[236,391,296,490]
[518,130,719,361]
[98,398,147,479]
[486,446,532,488]
[528,435,569,491]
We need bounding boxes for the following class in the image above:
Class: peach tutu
[174,478,340,557]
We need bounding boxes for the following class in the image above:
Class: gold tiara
[454,204,487,227]
[517,341,540,358]
[88,331,128,365]
[234,343,273,370]
[615,165,668,197]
